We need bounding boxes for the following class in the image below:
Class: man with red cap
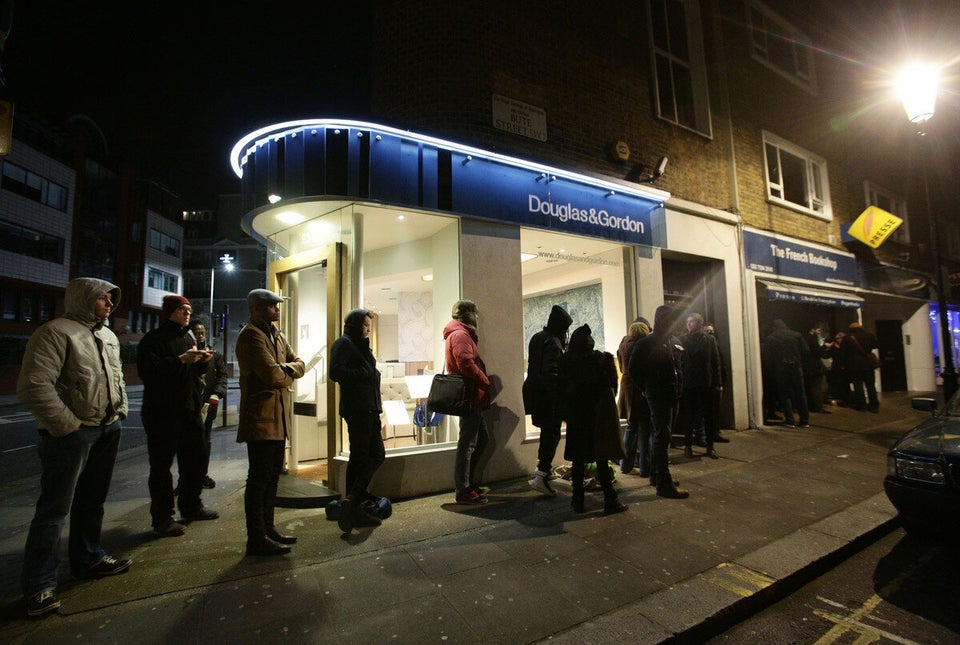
[137,294,220,537]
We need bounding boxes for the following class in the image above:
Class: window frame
[747,0,817,94]
[147,266,178,292]
[647,0,713,138]
[864,181,909,244]
[762,131,832,221]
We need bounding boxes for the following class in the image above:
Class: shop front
[230,119,747,499]
[743,228,934,424]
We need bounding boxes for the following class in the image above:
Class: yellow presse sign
[848,206,902,248]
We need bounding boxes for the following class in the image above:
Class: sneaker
[530,475,556,496]
[80,555,131,578]
[181,507,219,522]
[455,490,488,505]
[26,589,60,618]
[706,448,719,460]
[202,475,216,489]
[153,519,186,537]
[714,435,730,443]
[468,485,488,496]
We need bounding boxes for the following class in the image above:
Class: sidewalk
[0,393,931,643]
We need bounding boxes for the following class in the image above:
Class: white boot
[530,474,556,496]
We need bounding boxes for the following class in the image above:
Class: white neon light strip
[229,119,670,203]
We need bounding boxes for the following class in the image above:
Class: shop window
[864,181,909,244]
[763,131,831,220]
[648,0,712,137]
[748,1,817,93]
[520,228,633,439]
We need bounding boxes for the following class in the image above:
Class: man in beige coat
[235,289,305,556]
[17,278,129,617]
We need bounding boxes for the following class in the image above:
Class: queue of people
[16,276,887,619]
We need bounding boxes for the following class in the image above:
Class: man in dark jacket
[762,319,810,428]
[137,295,219,538]
[840,322,880,412]
[629,305,689,498]
[189,319,227,489]
[678,313,722,459]
[523,304,572,496]
[330,308,385,533]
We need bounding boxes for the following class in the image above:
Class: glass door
[269,243,342,487]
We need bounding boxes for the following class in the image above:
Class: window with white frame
[762,131,831,220]
[864,181,909,244]
[747,1,816,94]
[147,267,178,292]
[648,0,712,137]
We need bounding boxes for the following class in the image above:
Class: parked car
[884,396,960,535]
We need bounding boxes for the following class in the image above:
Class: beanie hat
[162,295,191,318]
[568,324,595,351]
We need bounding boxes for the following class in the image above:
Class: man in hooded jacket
[762,319,810,427]
[18,278,130,617]
[523,304,572,496]
[629,305,689,498]
[330,308,385,533]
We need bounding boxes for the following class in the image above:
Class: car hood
[892,416,960,459]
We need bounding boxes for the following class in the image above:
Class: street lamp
[897,63,958,400]
[209,253,235,326]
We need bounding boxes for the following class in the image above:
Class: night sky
[2,2,372,207]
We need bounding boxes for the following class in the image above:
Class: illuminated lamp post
[897,63,958,400]
[209,253,235,326]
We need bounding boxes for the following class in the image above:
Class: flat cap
[247,288,284,308]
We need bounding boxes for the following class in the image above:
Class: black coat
[763,320,809,370]
[330,334,382,417]
[523,305,572,427]
[681,329,721,390]
[137,320,206,418]
[630,330,684,402]
[840,327,879,371]
[559,349,622,463]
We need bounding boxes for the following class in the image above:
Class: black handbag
[427,373,475,416]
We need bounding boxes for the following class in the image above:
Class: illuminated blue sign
[232,120,668,248]
[744,229,857,286]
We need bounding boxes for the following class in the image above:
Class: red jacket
[443,319,491,409]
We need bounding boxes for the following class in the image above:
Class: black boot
[602,491,627,515]
[654,467,689,498]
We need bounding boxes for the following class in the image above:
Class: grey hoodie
[17,278,127,436]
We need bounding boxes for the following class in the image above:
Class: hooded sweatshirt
[523,305,573,425]
[18,277,127,436]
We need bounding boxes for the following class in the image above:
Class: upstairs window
[864,181,909,244]
[1,161,69,212]
[149,228,182,257]
[763,131,831,220]
[748,1,817,93]
[147,267,178,292]
[648,0,712,137]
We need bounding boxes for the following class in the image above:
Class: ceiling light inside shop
[421,274,434,282]
[521,253,536,262]
[276,211,305,225]
[268,194,282,204]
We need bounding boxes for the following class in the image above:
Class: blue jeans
[454,411,489,496]
[22,421,122,596]
[646,396,676,487]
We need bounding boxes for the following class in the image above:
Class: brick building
[227,1,957,498]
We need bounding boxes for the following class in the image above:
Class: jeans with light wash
[454,410,489,496]
[621,396,652,475]
[22,421,122,596]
